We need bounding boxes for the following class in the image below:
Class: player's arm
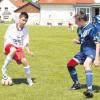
[3,26,10,53]
[3,33,7,53]
[4,27,9,44]
[24,31,34,57]
[94,33,100,67]
[73,27,81,44]
[73,38,80,44]
[4,32,7,45]
[3,25,12,46]
[90,27,100,67]
[25,44,34,57]
[94,42,100,67]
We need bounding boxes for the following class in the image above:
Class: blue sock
[68,67,79,84]
[86,70,93,90]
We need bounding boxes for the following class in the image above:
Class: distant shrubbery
[25,0,32,2]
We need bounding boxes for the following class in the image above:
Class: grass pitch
[0,24,100,100]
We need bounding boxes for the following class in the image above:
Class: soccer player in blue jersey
[67,11,99,98]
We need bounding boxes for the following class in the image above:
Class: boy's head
[18,12,29,27]
[74,11,89,27]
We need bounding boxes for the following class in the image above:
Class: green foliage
[25,0,32,2]
[0,24,100,100]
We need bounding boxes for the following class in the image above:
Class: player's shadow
[12,78,36,85]
[81,84,100,93]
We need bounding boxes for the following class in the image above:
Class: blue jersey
[74,23,98,64]
[77,23,97,51]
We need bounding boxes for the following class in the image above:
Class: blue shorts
[74,48,96,64]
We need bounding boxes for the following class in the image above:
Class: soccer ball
[1,77,13,86]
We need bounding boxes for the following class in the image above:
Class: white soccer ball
[1,77,13,86]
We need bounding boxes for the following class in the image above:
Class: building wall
[95,0,100,3]
[40,4,75,26]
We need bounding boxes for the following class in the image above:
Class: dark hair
[74,11,89,21]
[19,12,29,19]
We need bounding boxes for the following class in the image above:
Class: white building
[0,0,17,21]
[0,0,27,22]
[39,0,100,26]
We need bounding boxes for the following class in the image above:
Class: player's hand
[73,39,80,44]
[28,51,34,57]
[3,48,5,54]
[94,59,100,67]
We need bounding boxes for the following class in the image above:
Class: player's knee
[84,57,92,70]
[67,58,78,68]
[9,47,16,57]
[10,47,16,54]
[83,62,90,70]
[21,58,29,66]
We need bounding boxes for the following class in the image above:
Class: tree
[25,0,32,2]
[25,0,39,2]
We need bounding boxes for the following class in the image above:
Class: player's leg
[2,46,16,79]
[67,58,80,90]
[71,24,74,31]
[68,23,70,31]
[83,57,93,98]
[21,58,33,86]
[14,48,33,86]
[67,52,86,90]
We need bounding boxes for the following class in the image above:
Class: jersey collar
[83,22,90,29]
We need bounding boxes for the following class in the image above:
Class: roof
[14,2,40,13]
[10,0,28,7]
[39,0,94,4]
[76,0,94,4]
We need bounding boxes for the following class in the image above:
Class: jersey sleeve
[5,24,13,39]
[77,28,81,42]
[95,23,100,43]
[4,24,14,47]
[89,25,98,43]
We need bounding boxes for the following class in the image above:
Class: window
[5,7,8,9]
[3,15,9,20]
[5,7,8,11]
[2,7,11,20]
[76,7,91,21]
